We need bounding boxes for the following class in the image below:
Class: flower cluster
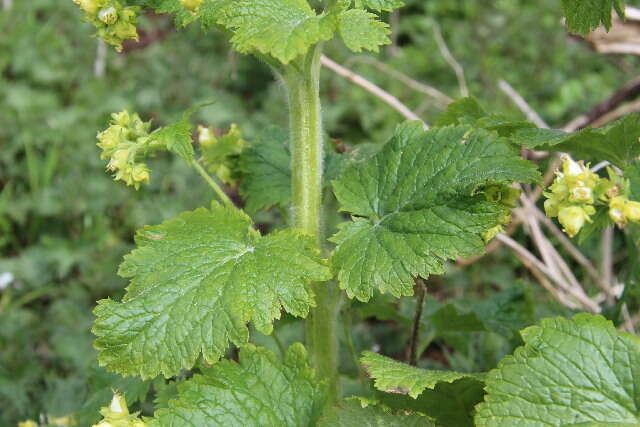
[73,0,140,52]
[93,393,146,427]
[198,123,246,184]
[481,184,521,242]
[97,111,153,189]
[544,155,640,237]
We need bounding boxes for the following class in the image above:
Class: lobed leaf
[561,0,625,35]
[216,0,335,64]
[516,114,640,168]
[337,9,391,53]
[93,203,331,378]
[475,314,640,426]
[361,351,483,399]
[151,344,327,426]
[330,122,539,301]
[150,105,209,162]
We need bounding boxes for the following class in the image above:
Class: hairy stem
[284,47,340,402]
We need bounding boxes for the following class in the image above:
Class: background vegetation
[2,0,640,424]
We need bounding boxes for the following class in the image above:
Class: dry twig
[321,55,427,127]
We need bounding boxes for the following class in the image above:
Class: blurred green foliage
[1,0,639,424]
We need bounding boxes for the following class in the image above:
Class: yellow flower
[558,206,590,238]
[624,200,640,222]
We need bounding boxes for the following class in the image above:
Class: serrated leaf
[562,0,626,36]
[93,203,331,379]
[475,314,640,426]
[378,378,485,427]
[361,351,483,399]
[338,9,391,53]
[216,0,335,64]
[330,122,540,301]
[319,399,432,427]
[146,0,199,27]
[436,97,536,137]
[435,97,487,127]
[151,344,327,426]
[517,114,640,168]
[354,0,404,12]
[151,106,208,162]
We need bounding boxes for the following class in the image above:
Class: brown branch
[321,55,427,127]
[563,76,640,131]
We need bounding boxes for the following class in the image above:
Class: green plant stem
[192,160,234,208]
[284,47,341,403]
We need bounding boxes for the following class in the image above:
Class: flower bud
[74,0,99,15]
[481,225,503,243]
[544,197,559,218]
[558,206,589,238]
[569,186,593,203]
[108,149,130,171]
[624,200,640,222]
[198,125,216,147]
[609,207,625,225]
[109,392,129,415]
[180,0,203,12]
[112,111,132,127]
[98,6,118,25]
[562,155,583,177]
[131,163,150,185]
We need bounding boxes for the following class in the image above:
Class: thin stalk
[192,160,234,208]
[284,47,341,402]
[408,278,426,366]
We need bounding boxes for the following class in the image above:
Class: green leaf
[330,122,539,301]
[238,127,371,213]
[151,344,327,426]
[475,314,640,426]
[146,0,198,27]
[151,106,207,162]
[626,161,640,200]
[561,0,625,36]
[378,378,485,427]
[435,97,535,137]
[354,0,404,12]
[238,127,292,213]
[93,203,331,379]
[361,351,483,399]
[432,304,486,333]
[319,399,432,426]
[432,286,535,338]
[517,114,640,168]
[435,97,488,127]
[338,9,391,53]
[216,0,335,64]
